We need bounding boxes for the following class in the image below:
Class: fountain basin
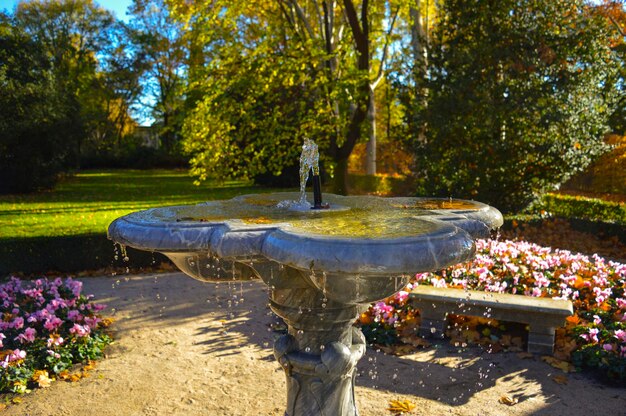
[108,192,501,274]
[107,192,503,416]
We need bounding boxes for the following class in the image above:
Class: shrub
[0,277,112,393]
[535,193,626,225]
[409,0,619,213]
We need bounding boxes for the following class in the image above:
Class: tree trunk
[365,88,376,175]
[333,157,350,195]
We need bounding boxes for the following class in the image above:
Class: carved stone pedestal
[261,264,371,416]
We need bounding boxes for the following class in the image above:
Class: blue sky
[0,0,133,21]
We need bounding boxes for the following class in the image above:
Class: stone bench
[408,286,574,355]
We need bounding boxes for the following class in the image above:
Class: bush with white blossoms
[0,277,112,393]
[360,239,626,382]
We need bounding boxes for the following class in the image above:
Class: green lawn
[0,169,282,239]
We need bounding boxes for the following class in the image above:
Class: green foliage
[570,306,626,383]
[360,322,398,346]
[534,193,626,224]
[409,0,619,213]
[14,0,118,168]
[175,1,409,192]
[0,13,73,193]
[572,343,626,382]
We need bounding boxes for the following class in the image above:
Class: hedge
[537,193,626,225]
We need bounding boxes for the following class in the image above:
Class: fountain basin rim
[108,210,478,252]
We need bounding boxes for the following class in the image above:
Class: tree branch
[342,0,367,54]
[371,5,400,90]
[288,0,316,40]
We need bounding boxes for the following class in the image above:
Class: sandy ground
[4,272,625,416]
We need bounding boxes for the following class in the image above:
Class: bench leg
[419,309,447,339]
[528,326,556,355]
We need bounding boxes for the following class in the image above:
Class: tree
[92,21,146,153]
[174,1,411,193]
[0,13,72,192]
[411,0,619,213]
[128,0,187,154]
[14,0,116,167]
[594,0,626,135]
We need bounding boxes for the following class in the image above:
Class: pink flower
[69,323,90,337]
[44,316,63,331]
[15,327,36,344]
[47,335,64,347]
[603,344,613,352]
[394,291,409,304]
[592,287,612,305]
[593,315,602,325]
[0,333,5,348]
[46,349,61,359]
[84,316,100,329]
[617,298,626,310]
[431,277,447,288]
[10,349,26,361]
[10,317,24,330]
[614,329,626,343]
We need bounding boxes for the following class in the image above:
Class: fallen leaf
[57,370,70,380]
[99,317,115,328]
[516,352,534,359]
[552,375,568,385]
[499,395,518,406]
[387,399,416,414]
[541,356,574,373]
[11,397,22,404]
[32,370,53,388]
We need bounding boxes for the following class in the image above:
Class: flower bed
[359,239,626,382]
[0,277,112,394]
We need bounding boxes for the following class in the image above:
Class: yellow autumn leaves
[387,399,416,415]
[29,361,98,389]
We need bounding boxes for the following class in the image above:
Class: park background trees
[1,0,624,215]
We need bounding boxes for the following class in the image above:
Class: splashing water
[299,138,320,206]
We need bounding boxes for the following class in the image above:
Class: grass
[0,169,280,239]
[0,169,286,275]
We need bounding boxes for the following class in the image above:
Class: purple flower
[67,310,82,322]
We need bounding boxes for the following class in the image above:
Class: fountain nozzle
[311,174,329,210]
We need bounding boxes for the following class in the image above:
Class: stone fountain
[108,140,503,416]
